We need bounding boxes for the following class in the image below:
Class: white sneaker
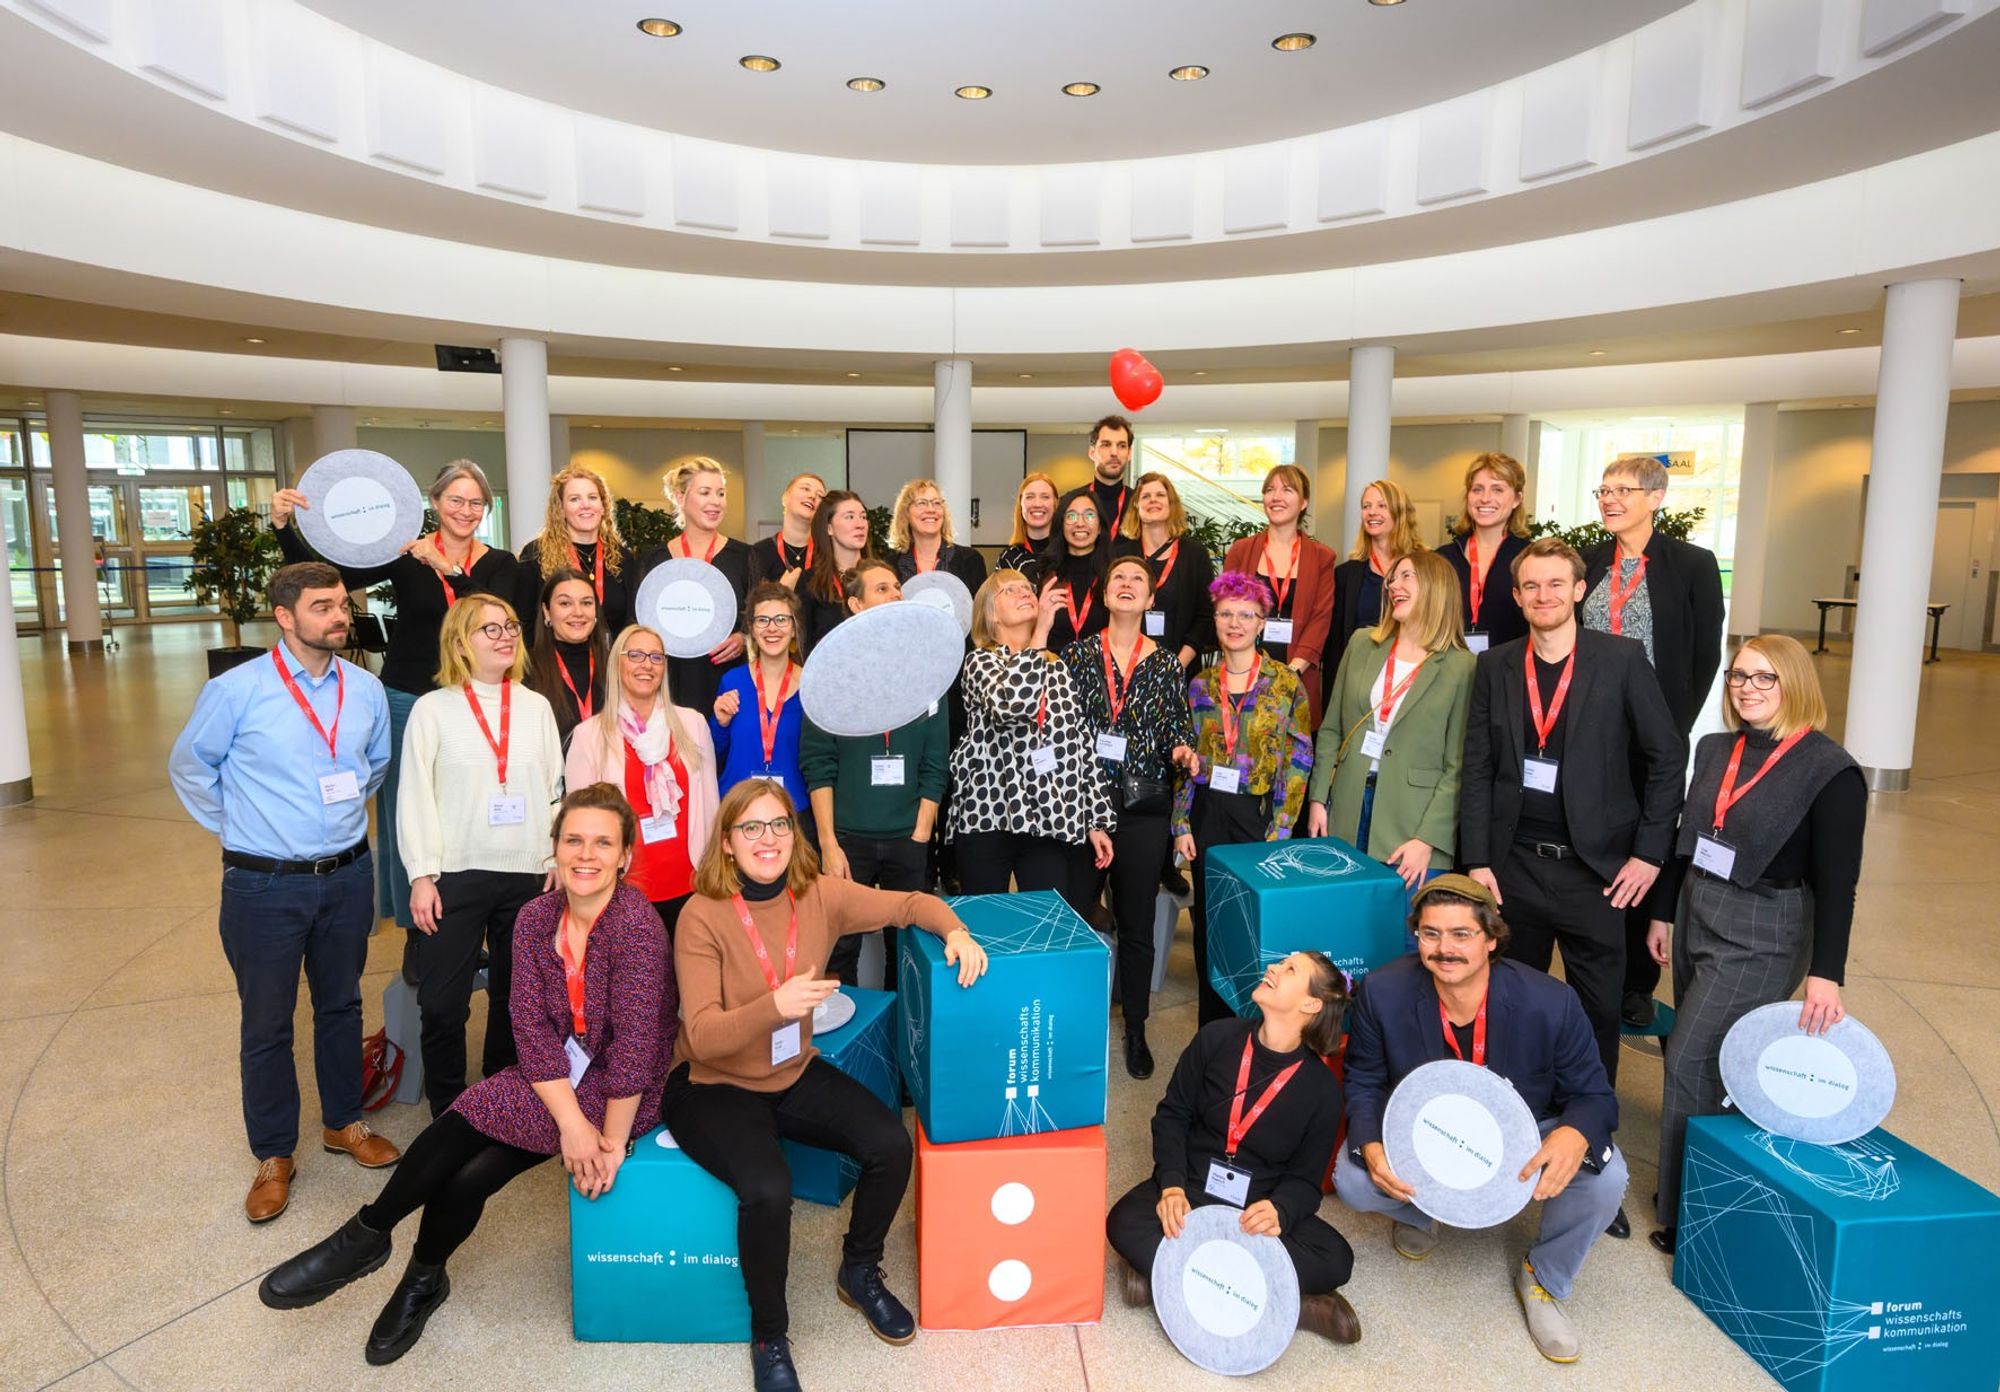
[1514,1260,1581,1363]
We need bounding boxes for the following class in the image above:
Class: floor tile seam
[1873,977,2000,1154]
[1868,974,2000,994]
[68,906,229,1015]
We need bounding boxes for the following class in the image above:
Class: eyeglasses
[910,498,945,511]
[622,650,667,666]
[438,496,487,513]
[1215,608,1265,624]
[1724,669,1780,690]
[1591,485,1649,502]
[1064,511,1097,524]
[751,614,796,629]
[475,620,521,640]
[732,815,795,841]
[1414,926,1484,945]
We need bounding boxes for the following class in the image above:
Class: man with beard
[1334,876,1626,1365]
[1087,414,1136,537]
[171,563,401,1223]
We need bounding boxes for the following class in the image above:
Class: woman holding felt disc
[632,457,753,722]
[665,779,987,1392]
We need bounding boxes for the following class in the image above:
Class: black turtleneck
[740,872,788,902]
[1043,548,1109,651]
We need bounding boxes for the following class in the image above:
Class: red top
[621,741,694,901]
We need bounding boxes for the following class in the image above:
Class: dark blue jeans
[217,854,374,1160]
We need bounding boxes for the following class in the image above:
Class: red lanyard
[433,534,460,606]
[1100,632,1146,728]
[1369,550,1388,578]
[752,661,794,770]
[731,890,799,992]
[1524,646,1575,756]
[557,648,596,722]
[1152,539,1180,591]
[1465,535,1486,625]
[1713,730,1808,832]
[915,544,939,574]
[1216,663,1255,761]
[1606,552,1648,635]
[271,648,342,758]
[1063,585,1094,638]
[677,531,721,563]
[567,538,606,605]
[462,679,512,787]
[796,535,815,572]
[1263,535,1298,614]
[1226,1034,1303,1160]
[1440,991,1488,1065]
[1376,650,1425,724]
[558,910,590,1038]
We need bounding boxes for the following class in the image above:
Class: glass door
[44,483,136,622]
[2,475,41,631]
[133,482,214,618]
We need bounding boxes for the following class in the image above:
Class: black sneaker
[752,1338,802,1392]
[259,1211,392,1309]
[1621,992,1656,1029]
[363,1259,449,1365]
[837,1261,916,1345]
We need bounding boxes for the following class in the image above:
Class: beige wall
[1311,421,1511,551]
[568,428,749,536]
[1027,434,1093,496]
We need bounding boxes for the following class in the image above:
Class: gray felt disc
[1381,1059,1541,1229]
[902,570,974,636]
[293,450,425,568]
[810,988,857,1035]
[1150,1203,1299,1377]
[1719,1002,1896,1145]
[633,558,741,658]
[798,601,963,737]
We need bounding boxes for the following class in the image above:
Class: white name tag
[1209,765,1243,795]
[1693,833,1737,879]
[1466,631,1491,655]
[1522,757,1559,795]
[871,755,906,786]
[488,794,528,826]
[1095,732,1129,762]
[563,1035,592,1088]
[1263,618,1295,645]
[319,770,361,804]
[640,812,677,844]
[1030,745,1058,777]
[1204,1159,1252,1207]
[1360,728,1387,761]
[1144,609,1166,637]
[771,1021,802,1067]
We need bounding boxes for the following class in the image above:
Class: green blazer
[1307,631,1474,869]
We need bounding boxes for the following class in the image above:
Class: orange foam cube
[915,1121,1106,1331]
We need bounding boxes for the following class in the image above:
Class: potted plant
[184,506,284,677]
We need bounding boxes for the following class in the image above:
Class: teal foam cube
[783,986,899,1206]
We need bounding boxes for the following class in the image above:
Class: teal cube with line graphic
[783,986,899,1205]
[897,891,1109,1146]
[1203,836,1408,1017]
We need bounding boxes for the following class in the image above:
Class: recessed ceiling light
[1836,327,1862,335]
[1168,65,1210,82]
[667,365,684,372]
[243,336,266,344]
[636,18,681,38]
[1062,82,1100,97]
[1193,370,1207,377]
[955,84,992,100]
[1272,33,1316,51]
[1839,402,1858,408]
[1369,0,1407,7]
[1018,373,1034,379]
[24,399,41,406]
[846,76,885,93]
[219,408,233,415]
[739,54,780,72]
[1587,349,1607,356]
[845,372,861,378]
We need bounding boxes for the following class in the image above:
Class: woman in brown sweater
[665,780,987,1392]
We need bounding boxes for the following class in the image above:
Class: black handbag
[1118,771,1172,816]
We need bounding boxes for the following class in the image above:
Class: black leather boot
[752,1338,803,1392]
[258,1210,391,1309]
[836,1261,916,1345]
[364,1258,450,1365]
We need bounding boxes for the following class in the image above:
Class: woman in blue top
[709,582,812,845]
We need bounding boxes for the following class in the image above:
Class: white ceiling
[298,0,1685,165]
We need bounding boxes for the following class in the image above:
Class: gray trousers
[1655,872,1810,1225]
[1333,1119,1628,1301]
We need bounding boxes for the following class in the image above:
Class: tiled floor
[4,623,1997,1392]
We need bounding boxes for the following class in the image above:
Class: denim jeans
[216,853,375,1159]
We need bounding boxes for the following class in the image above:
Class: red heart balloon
[1108,347,1164,412]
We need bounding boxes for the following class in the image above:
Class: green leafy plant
[1524,505,1707,553]
[1184,510,1265,562]
[866,504,894,557]
[183,506,283,649]
[615,497,680,553]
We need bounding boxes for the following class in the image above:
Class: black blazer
[1458,626,1686,882]
[890,543,988,595]
[1343,956,1619,1172]
[1440,531,1529,648]
[1582,532,1725,736]
[1322,557,1380,677]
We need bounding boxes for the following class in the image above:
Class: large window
[1132,427,1288,531]
[1537,412,1742,578]
[32,421,222,473]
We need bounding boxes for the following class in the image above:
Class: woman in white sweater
[399,595,564,1117]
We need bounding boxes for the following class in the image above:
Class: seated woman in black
[1107,950,1361,1347]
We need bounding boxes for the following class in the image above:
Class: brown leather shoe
[1298,1290,1362,1345]
[324,1121,401,1169]
[246,1156,294,1223]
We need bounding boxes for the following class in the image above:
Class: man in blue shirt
[170,562,402,1222]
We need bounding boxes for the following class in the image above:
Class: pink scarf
[619,701,682,823]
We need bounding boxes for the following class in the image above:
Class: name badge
[1693,833,1737,879]
[1263,618,1295,645]
[1209,765,1243,795]
[1144,609,1166,637]
[1522,757,1559,795]
[1030,745,1058,777]
[1204,1159,1252,1207]
[1095,732,1129,762]
[488,794,528,826]
[871,755,907,786]
[639,812,677,844]
[319,770,361,804]
[563,1035,592,1088]
[1360,728,1387,761]
[771,1021,802,1067]
[1466,630,1490,655]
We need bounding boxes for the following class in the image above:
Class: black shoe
[1621,992,1656,1029]
[258,1211,391,1309]
[1604,1209,1631,1240]
[364,1259,450,1366]
[1161,865,1190,897]
[752,1339,803,1392]
[837,1261,916,1345]
[1124,1028,1155,1080]
[1649,1227,1677,1255]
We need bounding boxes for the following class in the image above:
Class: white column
[1729,402,1779,640]
[740,422,771,536]
[1345,346,1394,543]
[933,359,973,529]
[501,337,552,551]
[550,415,572,476]
[0,565,30,803]
[46,390,103,653]
[1500,413,1530,464]
[1847,279,1961,791]
[311,404,357,458]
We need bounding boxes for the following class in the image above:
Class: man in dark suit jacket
[1458,538,1685,1088]
[1581,456,1727,1025]
[1334,876,1627,1364]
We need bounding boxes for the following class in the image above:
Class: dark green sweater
[799,708,949,839]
